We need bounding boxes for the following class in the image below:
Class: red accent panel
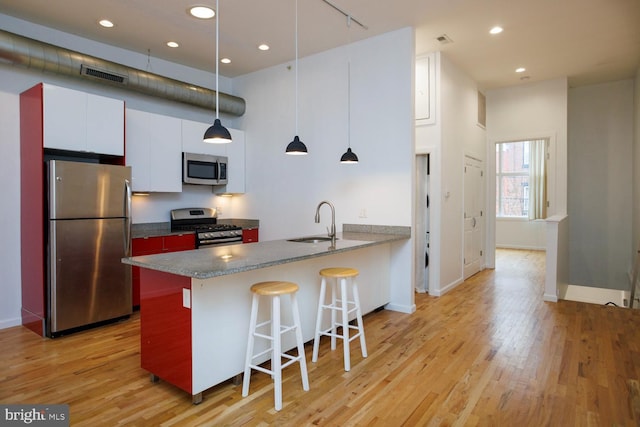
[242,228,259,243]
[133,236,164,254]
[20,84,46,335]
[131,234,195,307]
[140,269,192,393]
[163,234,196,252]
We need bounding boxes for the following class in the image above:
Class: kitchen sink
[287,236,336,244]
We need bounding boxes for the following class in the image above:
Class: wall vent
[436,34,453,44]
[80,65,128,84]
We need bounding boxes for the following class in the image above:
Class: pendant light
[340,16,358,164]
[285,0,308,155]
[203,0,232,144]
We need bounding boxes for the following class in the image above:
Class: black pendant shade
[285,135,308,155]
[203,118,232,143]
[340,147,358,163]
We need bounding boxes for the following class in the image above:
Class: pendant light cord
[215,0,220,120]
[347,15,351,149]
[295,0,299,135]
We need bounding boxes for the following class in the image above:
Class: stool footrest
[247,352,304,377]
[318,327,362,340]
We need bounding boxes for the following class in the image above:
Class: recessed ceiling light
[258,44,270,51]
[167,41,179,48]
[189,6,215,19]
[221,58,231,64]
[98,19,114,28]
[489,26,503,35]
[515,67,526,73]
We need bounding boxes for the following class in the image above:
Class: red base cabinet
[132,234,195,307]
[242,228,259,243]
[139,269,192,395]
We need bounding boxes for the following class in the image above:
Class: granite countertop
[122,226,410,280]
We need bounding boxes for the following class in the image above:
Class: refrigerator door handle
[124,179,132,256]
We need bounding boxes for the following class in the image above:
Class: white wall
[232,28,415,241]
[414,53,486,296]
[496,219,546,250]
[0,91,22,329]
[568,80,634,290]
[486,78,569,263]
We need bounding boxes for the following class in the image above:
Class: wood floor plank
[2,249,640,425]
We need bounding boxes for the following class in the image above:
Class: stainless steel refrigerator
[47,160,132,336]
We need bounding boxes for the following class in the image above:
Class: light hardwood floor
[2,249,640,426]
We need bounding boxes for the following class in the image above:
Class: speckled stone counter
[123,229,409,279]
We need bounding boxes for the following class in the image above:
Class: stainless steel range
[170,208,242,248]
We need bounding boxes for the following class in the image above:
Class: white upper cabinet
[42,84,125,155]
[181,118,227,156]
[182,118,246,194]
[125,109,182,192]
[217,127,245,194]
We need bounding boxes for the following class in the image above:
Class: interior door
[464,157,483,279]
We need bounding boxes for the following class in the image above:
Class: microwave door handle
[216,159,221,184]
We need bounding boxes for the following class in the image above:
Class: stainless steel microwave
[182,152,228,186]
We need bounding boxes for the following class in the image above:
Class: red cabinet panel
[139,269,192,394]
[242,228,259,244]
[132,233,195,307]
[163,234,196,252]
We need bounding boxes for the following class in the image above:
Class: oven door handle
[199,237,243,247]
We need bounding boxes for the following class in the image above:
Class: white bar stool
[312,267,367,371]
[242,281,309,411]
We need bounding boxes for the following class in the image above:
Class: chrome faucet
[315,200,336,246]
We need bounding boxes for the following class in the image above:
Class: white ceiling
[0,0,639,90]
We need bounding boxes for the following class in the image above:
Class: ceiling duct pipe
[0,29,246,116]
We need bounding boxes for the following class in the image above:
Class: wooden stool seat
[250,281,299,296]
[312,267,367,371]
[319,267,359,279]
[242,280,309,411]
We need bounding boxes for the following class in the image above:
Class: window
[496,139,547,219]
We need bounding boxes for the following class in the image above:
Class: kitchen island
[122,225,410,403]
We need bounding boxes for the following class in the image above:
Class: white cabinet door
[182,118,246,194]
[126,109,182,192]
[215,128,245,194]
[42,84,124,155]
[87,94,125,156]
[43,85,86,151]
[181,118,227,156]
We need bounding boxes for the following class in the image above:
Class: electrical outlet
[359,209,367,218]
[183,288,191,309]
[216,206,222,216]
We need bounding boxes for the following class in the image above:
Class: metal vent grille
[436,34,453,44]
[80,65,128,84]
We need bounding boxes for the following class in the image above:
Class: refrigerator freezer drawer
[49,160,132,219]
[49,218,132,333]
